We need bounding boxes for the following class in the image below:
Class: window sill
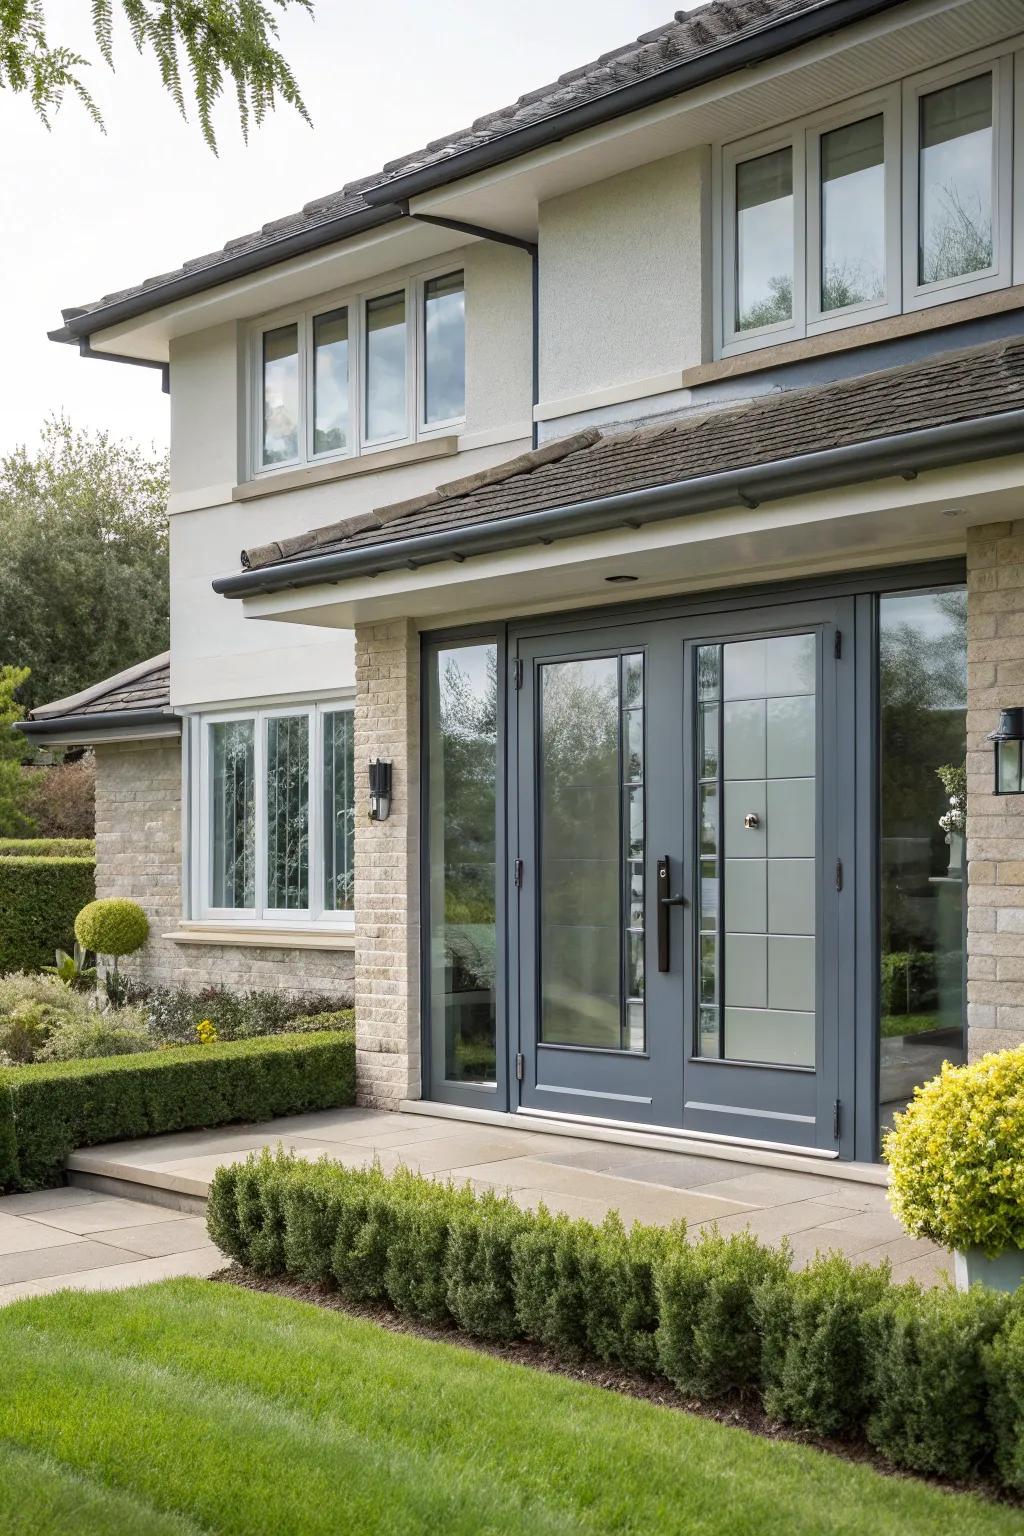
[164,924,357,951]
[233,435,459,503]
[689,284,1024,389]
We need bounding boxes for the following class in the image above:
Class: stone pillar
[353,618,421,1107]
[966,521,1024,1060]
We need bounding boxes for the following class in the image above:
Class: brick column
[353,619,421,1107]
[966,521,1024,1060]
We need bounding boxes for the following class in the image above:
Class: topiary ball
[74,898,150,959]
[884,1046,1024,1257]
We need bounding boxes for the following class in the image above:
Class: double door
[510,596,855,1152]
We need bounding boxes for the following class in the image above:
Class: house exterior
[24,0,1024,1164]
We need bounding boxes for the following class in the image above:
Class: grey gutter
[213,407,1024,600]
[79,336,170,394]
[51,204,405,345]
[16,709,179,739]
[364,0,900,206]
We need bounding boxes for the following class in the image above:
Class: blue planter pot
[954,1246,1024,1292]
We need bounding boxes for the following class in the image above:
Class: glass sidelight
[539,653,646,1052]
[695,634,818,1068]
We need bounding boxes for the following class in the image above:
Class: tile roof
[55,0,827,339]
[27,655,172,725]
[240,334,1024,573]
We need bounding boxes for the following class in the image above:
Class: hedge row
[0,855,95,972]
[0,1029,355,1192]
[209,1152,1024,1493]
[0,838,95,859]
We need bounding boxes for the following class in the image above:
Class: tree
[0,0,312,151]
[0,418,169,713]
[0,665,34,835]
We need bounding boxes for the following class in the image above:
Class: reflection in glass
[919,74,993,285]
[210,720,255,909]
[323,710,354,912]
[365,290,407,441]
[427,643,498,1084]
[736,147,793,331]
[539,654,645,1051]
[266,715,309,910]
[262,324,299,464]
[879,589,967,1142]
[424,272,465,424]
[821,115,885,311]
[313,308,349,455]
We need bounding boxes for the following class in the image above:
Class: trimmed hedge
[208,1151,1024,1492]
[0,1028,355,1192]
[0,855,95,972]
[0,838,95,859]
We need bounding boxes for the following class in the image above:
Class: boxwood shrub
[0,1028,355,1192]
[208,1151,1024,1491]
[0,838,95,859]
[0,855,95,973]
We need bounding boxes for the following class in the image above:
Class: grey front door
[511,596,853,1152]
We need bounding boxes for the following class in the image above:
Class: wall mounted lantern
[368,759,393,821]
[989,709,1024,794]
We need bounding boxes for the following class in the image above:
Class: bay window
[194,701,354,925]
[250,268,465,475]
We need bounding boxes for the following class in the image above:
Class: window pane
[266,714,309,910]
[427,643,498,1084]
[209,720,255,909]
[262,323,299,465]
[821,114,885,311]
[323,710,354,912]
[365,290,407,440]
[919,74,993,285]
[313,307,349,455]
[879,589,966,1146]
[736,147,793,331]
[424,272,465,424]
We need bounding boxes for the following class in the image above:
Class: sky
[0,0,674,460]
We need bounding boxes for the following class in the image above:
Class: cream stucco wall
[536,149,709,412]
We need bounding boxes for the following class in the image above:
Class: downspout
[397,203,539,448]
[78,335,170,394]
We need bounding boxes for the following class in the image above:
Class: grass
[0,1280,1017,1535]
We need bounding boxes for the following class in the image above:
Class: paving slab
[0,1239,146,1286]
[90,1216,213,1259]
[34,1197,195,1237]
[0,1214,89,1255]
[0,1187,105,1216]
[0,1243,223,1306]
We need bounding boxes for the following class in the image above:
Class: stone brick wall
[353,619,421,1107]
[93,739,354,1001]
[966,521,1024,1059]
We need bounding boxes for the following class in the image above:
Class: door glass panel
[879,589,966,1142]
[696,634,817,1067]
[735,147,794,332]
[820,114,885,311]
[918,73,993,286]
[427,642,498,1085]
[539,653,645,1051]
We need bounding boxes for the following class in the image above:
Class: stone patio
[63,1105,950,1287]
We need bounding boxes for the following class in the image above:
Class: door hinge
[833,1099,842,1140]
[835,858,843,892]
[834,629,842,660]
[515,1052,525,1082]
[514,857,524,888]
[512,657,524,689]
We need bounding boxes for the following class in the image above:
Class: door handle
[656,855,686,973]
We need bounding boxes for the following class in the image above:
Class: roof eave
[16,709,180,741]
[212,407,1024,600]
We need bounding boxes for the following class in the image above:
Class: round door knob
[743,812,760,830]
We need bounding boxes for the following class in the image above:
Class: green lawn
[0,1278,1016,1536]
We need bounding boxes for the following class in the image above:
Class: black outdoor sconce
[989,709,1024,795]
[368,759,393,821]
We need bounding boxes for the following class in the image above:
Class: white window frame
[248,263,466,478]
[902,46,1013,313]
[192,699,355,929]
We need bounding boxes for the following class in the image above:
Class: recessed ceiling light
[941,508,967,518]
[605,574,638,584]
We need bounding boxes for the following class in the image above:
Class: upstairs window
[250,268,465,475]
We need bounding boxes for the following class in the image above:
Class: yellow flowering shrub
[884,1047,1024,1256]
[196,1019,219,1045]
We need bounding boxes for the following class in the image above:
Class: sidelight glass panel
[919,74,993,286]
[262,323,299,465]
[820,114,885,311]
[427,642,498,1085]
[322,710,354,912]
[736,147,793,332]
[313,307,349,455]
[266,715,309,910]
[365,290,407,441]
[540,652,645,1051]
[878,589,966,1142]
[424,271,465,424]
[209,720,255,909]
